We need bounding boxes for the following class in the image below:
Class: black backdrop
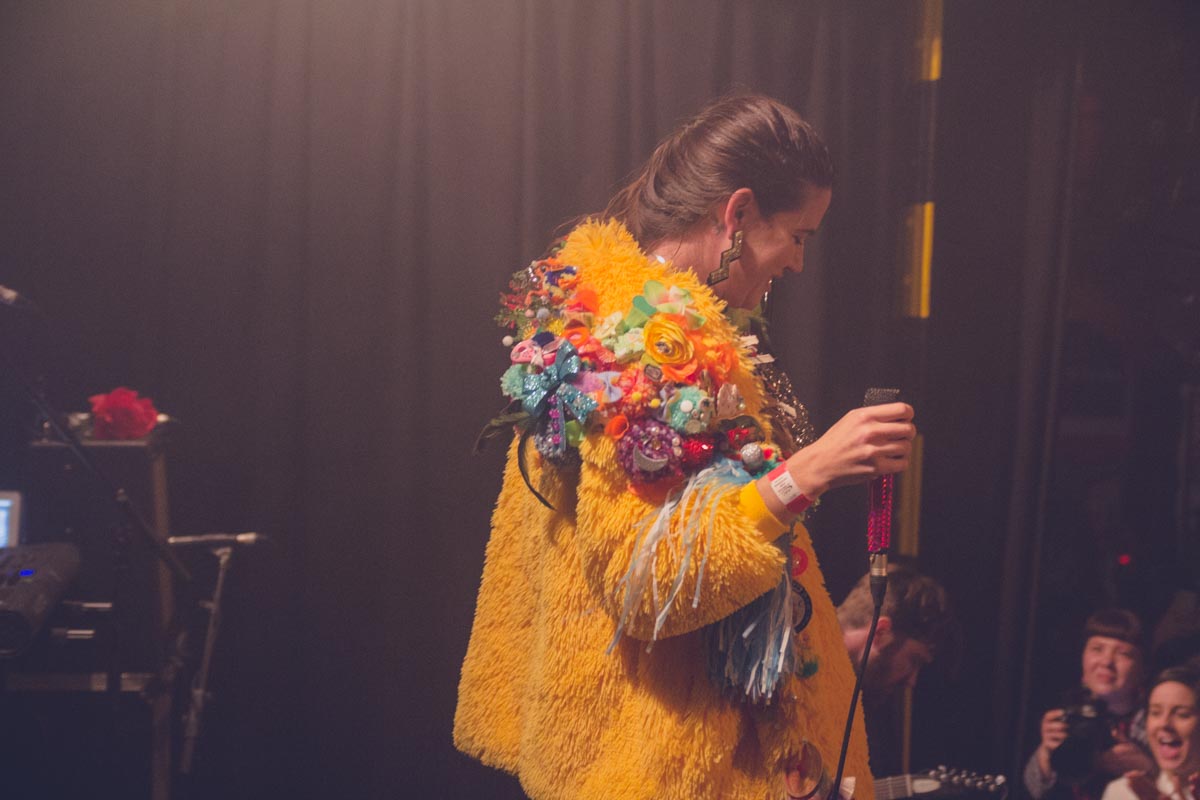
[2,2,1196,798]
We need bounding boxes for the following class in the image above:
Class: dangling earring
[707,229,743,286]
[757,278,776,352]
[761,278,774,317]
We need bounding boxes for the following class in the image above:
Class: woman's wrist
[1035,746,1053,780]
[755,459,822,522]
[781,449,829,501]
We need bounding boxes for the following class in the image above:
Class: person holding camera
[1025,609,1155,800]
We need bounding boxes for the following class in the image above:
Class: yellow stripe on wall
[896,433,924,557]
[902,202,935,319]
[917,0,943,82]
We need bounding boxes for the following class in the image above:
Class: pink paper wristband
[767,464,814,515]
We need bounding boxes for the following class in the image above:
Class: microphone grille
[863,387,900,407]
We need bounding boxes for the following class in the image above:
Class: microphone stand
[828,550,888,800]
[178,542,233,776]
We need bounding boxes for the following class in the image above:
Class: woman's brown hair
[1150,662,1200,699]
[1082,608,1146,655]
[603,93,833,246]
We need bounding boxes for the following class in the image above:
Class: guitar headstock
[924,766,1008,800]
[876,765,1009,800]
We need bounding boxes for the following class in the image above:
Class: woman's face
[717,187,832,309]
[1146,680,1199,777]
[1080,635,1141,700]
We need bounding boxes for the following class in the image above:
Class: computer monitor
[0,491,21,547]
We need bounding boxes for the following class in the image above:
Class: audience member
[1100,663,1199,800]
[1025,609,1154,800]
[837,564,955,775]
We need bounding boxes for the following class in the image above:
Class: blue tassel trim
[606,459,750,654]
[604,457,810,705]
[706,543,801,704]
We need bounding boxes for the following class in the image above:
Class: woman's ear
[720,188,756,235]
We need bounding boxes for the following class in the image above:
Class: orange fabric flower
[605,414,630,439]
[698,338,738,381]
[643,315,695,366]
[568,286,598,313]
[661,360,701,383]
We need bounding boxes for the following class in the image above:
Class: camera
[1049,697,1117,783]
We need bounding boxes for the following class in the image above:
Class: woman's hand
[755,402,915,522]
[1098,735,1153,777]
[784,402,916,499]
[1124,771,1162,800]
[1035,709,1068,778]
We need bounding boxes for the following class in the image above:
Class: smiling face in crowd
[1147,680,1199,777]
[1080,635,1142,702]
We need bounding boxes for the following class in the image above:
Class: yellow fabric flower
[643,315,694,366]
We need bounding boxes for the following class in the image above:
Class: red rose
[88,387,159,440]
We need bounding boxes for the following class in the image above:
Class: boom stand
[178,543,234,775]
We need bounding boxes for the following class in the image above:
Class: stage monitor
[0,491,21,547]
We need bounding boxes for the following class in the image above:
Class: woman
[1101,665,1200,800]
[455,94,915,800]
[1026,609,1153,800]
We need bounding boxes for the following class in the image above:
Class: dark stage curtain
[0,2,915,797]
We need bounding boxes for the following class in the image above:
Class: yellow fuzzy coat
[455,221,874,800]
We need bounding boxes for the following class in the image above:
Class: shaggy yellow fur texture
[455,221,875,800]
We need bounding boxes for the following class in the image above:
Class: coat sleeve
[573,432,791,642]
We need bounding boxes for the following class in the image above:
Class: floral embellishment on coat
[492,251,777,489]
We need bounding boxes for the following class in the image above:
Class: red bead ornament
[681,435,718,472]
[725,426,756,450]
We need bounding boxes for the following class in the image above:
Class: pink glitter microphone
[863,387,900,605]
[831,387,903,799]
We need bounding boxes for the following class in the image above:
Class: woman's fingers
[872,421,917,443]
[872,441,913,465]
[860,401,914,422]
[861,421,917,466]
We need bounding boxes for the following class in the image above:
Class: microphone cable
[828,564,886,800]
